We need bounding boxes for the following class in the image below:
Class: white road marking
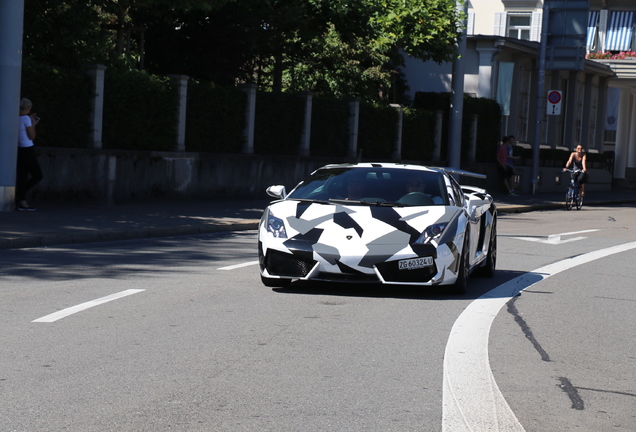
[442,240,636,432]
[217,260,259,271]
[32,289,145,323]
[513,229,599,245]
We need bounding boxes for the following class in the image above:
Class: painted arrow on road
[513,229,600,245]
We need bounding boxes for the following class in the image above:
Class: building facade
[402,0,636,186]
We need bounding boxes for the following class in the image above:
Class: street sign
[547,90,562,115]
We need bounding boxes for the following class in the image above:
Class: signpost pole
[531,3,550,194]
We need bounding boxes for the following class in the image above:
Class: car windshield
[287,167,449,206]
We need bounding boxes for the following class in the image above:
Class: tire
[261,275,292,288]
[476,216,497,278]
[576,193,583,210]
[565,188,574,210]
[450,235,469,295]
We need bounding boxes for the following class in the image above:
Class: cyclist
[563,145,588,197]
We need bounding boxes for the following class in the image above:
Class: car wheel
[476,215,497,278]
[450,236,469,295]
[261,275,292,288]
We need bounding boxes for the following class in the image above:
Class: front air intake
[266,250,315,277]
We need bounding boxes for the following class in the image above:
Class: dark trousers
[16,146,43,203]
[573,170,589,185]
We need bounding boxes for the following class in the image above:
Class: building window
[508,14,532,40]
[606,11,635,51]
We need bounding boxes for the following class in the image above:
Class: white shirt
[18,115,34,148]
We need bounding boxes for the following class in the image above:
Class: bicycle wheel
[565,188,574,210]
[576,192,583,210]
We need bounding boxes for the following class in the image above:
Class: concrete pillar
[613,87,631,180]
[475,45,498,98]
[581,73,593,150]
[628,92,636,169]
[468,114,478,163]
[594,78,608,152]
[348,98,360,160]
[390,104,403,161]
[169,74,188,152]
[84,64,107,149]
[562,71,579,149]
[241,84,256,155]
[299,92,313,157]
[100,154,117,205]
[433,110,443,162]
[0,0,25,212]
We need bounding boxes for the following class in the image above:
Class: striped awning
[587,11,599,50]
[606,11,635,51]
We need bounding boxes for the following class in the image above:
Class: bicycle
[564,169,583,210]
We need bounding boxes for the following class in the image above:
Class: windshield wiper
[328,199,400,207]
[292,198,330,204]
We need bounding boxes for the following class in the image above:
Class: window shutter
[494,12,507,37]
[531,11,542,42]
[586,11,599,51]
[467,11,475,36]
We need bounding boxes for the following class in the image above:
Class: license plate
[398,257,433,270]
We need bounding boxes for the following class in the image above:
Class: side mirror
[469,205,478,223]
[266,185,287,199]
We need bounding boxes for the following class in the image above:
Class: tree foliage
[23,0,234,67]
[23,0,462,104]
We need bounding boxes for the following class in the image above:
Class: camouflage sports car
[258,163,497,294]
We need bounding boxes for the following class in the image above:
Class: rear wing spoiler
[442,167,487,180]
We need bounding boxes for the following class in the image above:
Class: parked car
[258,163,497,294]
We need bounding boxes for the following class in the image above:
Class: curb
[1,199,634,251]
[0,221,260,251]
[496,199,636,214]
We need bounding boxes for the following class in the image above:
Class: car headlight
[267,212,288,238]
[413,223,448,245]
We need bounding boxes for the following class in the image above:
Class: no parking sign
[547,90,562,115]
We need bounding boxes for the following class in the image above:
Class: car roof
[318,163,486,180]
[319,163,444,174]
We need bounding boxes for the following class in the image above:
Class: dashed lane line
[32,289,145,323]
[217,260,259,271]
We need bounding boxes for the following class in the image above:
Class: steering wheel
[397,192,435,206]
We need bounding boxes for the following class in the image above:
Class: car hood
[265,200,461,244]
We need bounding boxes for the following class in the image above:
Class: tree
[23,0,462,104]
[368,0,462,63]
[255,0,462,102]
[23,0,234,67]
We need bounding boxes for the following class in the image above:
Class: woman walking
[16,98,43,211]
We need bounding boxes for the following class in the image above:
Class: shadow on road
[271,268,529,301]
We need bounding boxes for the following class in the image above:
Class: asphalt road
[1,205,635,432]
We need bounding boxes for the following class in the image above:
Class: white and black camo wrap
[259,200,469,285]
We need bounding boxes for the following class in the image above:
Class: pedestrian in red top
[496,135,520,196]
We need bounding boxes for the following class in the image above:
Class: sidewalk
[1,191,635,251]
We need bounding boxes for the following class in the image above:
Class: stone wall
[32,148,613,204]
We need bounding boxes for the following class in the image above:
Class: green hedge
[103,68,177,151]
[310,97,349,157]
[402,108,436,161]
[24,64,610,171]
[358,103,398,160]
[413,92,502,163]
[254,92,305,155]
[463,96,502,163]
[20,58,93,148]
[186,83,246,153]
